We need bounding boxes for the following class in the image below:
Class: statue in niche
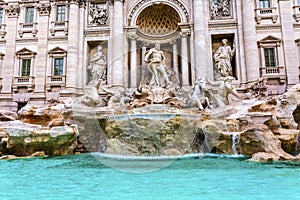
[89,3,108,25]
[210,0,231,19]
[87,45,107,83]
[213,39,235,78]
[141,43,177,89]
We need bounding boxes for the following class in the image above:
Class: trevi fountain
[0,41,299,166]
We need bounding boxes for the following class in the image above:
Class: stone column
[111,0,124,87]
[130,37,137,88]
[189,26,196,82]
[180,24,191,87]
[278,0,299,87]
[171,40,179,79]
[65,0,79,92]
[2,5,19,94]
[33,3,51,101]
[78,2,86,90]
[193,0,209,78]
[241,1,260,82]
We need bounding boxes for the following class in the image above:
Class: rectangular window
[259,0,270,8]
[21,59,31,76]
[54,58,63,76]
[56,5,65,22]
[264,48,277,67]
[0,8,3,24]
[25,7,34,23]
[298,0,300,6]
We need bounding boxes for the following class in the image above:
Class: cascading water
[231,132,242,155]
[199,128,210,154]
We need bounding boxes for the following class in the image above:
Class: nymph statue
[87,45,107,83]
[213,39,235,77]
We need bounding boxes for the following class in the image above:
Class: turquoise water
[1,154,300,200]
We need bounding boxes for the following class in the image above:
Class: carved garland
[128,0,189,26]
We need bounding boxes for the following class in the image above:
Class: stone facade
[0,0,299,111]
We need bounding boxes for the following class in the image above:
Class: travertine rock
[0,121,78,156]
[248,152,281,162]
[0,110,18,121]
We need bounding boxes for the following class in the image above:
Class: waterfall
[200,128,210,154]
[231,132,242,155]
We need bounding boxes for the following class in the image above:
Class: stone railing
[50,21,68,36]
[13,76,35,92]
[255,7,278,24]
[0,24,6,39]
[293,6,300,22]
[260,66,284,75]
[260,66,286,83]
[46,75,66,91]
[18,22,38,37]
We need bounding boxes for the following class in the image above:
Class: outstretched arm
[144,49,153,63]
[206,77,220,86]
[100,85,114,95]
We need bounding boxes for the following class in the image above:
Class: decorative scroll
[210,0,231,20]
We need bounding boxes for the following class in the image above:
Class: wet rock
[0,155,18,160]
[274,128,300,154]
[106,139,139,156]
[240,125,294,160]
[160,148,182,156]
[0,121,78,156]
[31,151,46,157]
[248,152,280,162]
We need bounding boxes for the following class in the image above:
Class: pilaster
[179,23,191,87]
[33,3,51,100]
[128,27,138,88]
[278,0,299,87]
[241,0,260,82]
[193,0,209,79]
[65,0,80,92]
[1,4,19,94]
[111,0,124,87]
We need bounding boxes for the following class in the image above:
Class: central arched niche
[136,4,181,36]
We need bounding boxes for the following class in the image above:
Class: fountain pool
[1,153,300,200]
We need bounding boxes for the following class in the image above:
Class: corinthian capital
[5,5,20,18]
[37,4,51,16]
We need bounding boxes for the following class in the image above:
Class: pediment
[259,35,281,43]
[48,47,67,54]
[16,48,36,55]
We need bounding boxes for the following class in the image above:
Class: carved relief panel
[210,0,232,20]
[88,1,109,26]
